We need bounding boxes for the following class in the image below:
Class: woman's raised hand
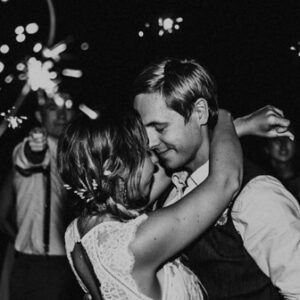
[234,105,294,140]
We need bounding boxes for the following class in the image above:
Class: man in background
[0,93,83,300]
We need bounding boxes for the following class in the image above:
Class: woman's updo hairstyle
[57,108,150,221]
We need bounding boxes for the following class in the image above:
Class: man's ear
[35,110,42,124]
[193,98,209,125]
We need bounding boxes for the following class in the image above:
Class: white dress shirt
[166,161,300,300]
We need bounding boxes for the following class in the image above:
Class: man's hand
[234,105,294,140]
[28,127,48,152]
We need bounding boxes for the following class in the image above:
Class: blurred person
[58,108,243,300]
[0,170,15,300]
[0,94,83,300]
[133,58,300,300]
[263,127,300,202]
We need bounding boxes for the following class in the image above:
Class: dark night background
[0,0,299,255]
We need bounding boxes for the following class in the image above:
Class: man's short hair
[133,58,219,128]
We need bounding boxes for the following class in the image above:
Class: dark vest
[183,159,283,300]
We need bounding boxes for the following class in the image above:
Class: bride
[57,108,242,300]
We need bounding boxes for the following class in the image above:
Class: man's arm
[0,169,17,242]
[13,127,50,169]
[232,176,300,299]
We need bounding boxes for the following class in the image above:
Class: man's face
[39,102,75,139]
[134,93,208,172]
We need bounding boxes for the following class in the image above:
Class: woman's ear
[35,110,42,124]
[193,98,209,125]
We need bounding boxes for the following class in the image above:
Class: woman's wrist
[233,116,252,137]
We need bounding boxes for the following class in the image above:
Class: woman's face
[267,137,296,163]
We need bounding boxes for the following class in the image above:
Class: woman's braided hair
[57,109,150,221]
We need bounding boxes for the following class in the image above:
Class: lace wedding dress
[65,214,205,300]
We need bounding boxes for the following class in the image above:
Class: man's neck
[184,128,210,174]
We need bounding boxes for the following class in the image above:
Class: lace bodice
[65,214,205,300]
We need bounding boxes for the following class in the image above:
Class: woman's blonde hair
[57,109,150,220]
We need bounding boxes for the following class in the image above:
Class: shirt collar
[171,160,209,190]
[187,160,209,187]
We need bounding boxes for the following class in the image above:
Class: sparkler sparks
[138,16,183,38]
[0,0,88,137]
[0,107,27,129]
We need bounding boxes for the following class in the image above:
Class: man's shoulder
[242,174,282,191]
[233,175,299,213]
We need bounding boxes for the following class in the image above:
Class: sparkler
[138,16,183,38]
[0,107,27,129]
[0,0,86,137]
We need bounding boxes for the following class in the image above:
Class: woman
[57,108,242,300]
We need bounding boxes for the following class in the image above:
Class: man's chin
[159,157,182,172]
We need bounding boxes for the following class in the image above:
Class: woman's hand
[234,105,294,140]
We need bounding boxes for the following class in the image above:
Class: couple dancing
[58,58,300,300]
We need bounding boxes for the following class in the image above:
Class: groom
[132,58,300,299]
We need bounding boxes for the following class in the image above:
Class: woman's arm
[234,105,294,140]
[132,110,243,269]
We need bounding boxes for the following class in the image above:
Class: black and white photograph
[0,1,299,299]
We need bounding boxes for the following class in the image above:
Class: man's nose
[57,109,67,120]
[147,128,160,149]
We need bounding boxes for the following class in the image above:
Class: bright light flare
[0,61,4,73]
[157,16,183,35]
[16,34,26,43]
[43,42,67,61]
[5,75,13,83]
[65,99,73,109]
[0,109,28,129]
[163,18,174,31]
[158,30,164,36]
[33,43,42,53]
[26,23,39,34]
[53,94,65,107]
[0,44,9,54]
[80,42,89,51]
[15,26,24,35]
[79,104,99,119]
[16,63,26,71]
[26,57,58,93]
[62,68,82,78]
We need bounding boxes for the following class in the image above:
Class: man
[133,58,300,299]
[0,94,83,300]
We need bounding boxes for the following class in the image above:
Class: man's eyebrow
[145,121,168,127]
